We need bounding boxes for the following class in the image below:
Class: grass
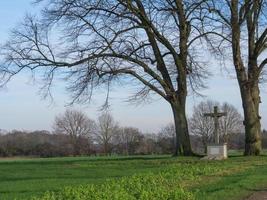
[0,155,171,200]
[0,153,267,199]
[192,156,267,199]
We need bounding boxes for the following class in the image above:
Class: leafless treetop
[1,0,209,105]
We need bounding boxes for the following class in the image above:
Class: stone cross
[204,106,227,144]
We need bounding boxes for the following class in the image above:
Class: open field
[1,154,267,199]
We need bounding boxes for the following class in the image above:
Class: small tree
[115,127,142,155]
[136,133,158,155]
[157,123,176,154]
[53,109,96,155]
[95,112,119,155]
[219,103,243,143]
[189,101,215,151]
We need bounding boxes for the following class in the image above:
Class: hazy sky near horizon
[0,0,266,133]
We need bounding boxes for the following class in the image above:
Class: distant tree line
[0,127,257,158]
[0,101,260,158]
[0,127,174,158]
[0,110,175,157]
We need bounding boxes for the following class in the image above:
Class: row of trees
[53,100,245,155]
[0,100,246,157]
[0,0,266,155]
[0,125,173,157]
[0,121,242,159]
[5,127,267,157]
[53,109,168,155]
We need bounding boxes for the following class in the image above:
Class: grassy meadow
[0,153,267,199]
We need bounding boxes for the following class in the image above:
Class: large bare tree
[53,109,96,155]
[0,0,209,156]
[202,0,267,155]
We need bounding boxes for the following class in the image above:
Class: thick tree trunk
[230,0,262,156]
[171,101,193,156]
[240,83,262,155]
[166,0,193,156]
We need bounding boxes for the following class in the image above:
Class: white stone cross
[204,106,227,144]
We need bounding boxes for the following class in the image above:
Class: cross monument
[204,106,227,144]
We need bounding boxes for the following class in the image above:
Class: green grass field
[1,154,267,200]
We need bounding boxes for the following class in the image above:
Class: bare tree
[189,100,243,151]
[95,112,119,155]
[0,0,210,156]
[53,109,96,155]
[136,133,159,155]
[157,123,176,154]
[201,0,267,155]
[219,102,244,143]
[115,127,142,155]
[189,101,215,151]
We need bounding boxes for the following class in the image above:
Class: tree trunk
[104,142,108,156]
[72,137,80,156]
[230,0,262,156]
[171,101,193,156]
[202,139,207,154]
[240,83,262,155]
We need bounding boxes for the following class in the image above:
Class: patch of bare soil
[245,191,267,200]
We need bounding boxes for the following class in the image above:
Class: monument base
[202,143,227,160]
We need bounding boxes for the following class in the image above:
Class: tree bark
[240,83,262,155]
[171,100,193,156]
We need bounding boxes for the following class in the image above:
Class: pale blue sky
[0,1,266,132]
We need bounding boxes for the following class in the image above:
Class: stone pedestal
[203,143,227,160]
